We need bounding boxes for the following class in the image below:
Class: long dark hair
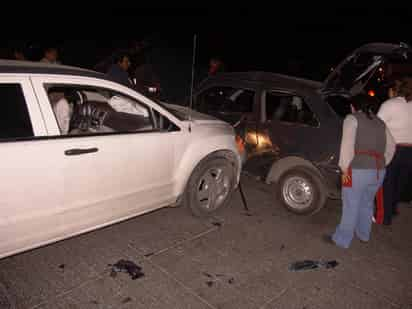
[350,94,378,119]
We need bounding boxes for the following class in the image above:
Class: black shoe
[322,234,335,245]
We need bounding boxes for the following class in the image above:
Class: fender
[265,155,322,184]
[172,134,241,201]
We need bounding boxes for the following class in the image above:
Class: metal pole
[189,34,197,127]
[238,181,249,212]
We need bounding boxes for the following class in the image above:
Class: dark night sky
[3,5,412,99]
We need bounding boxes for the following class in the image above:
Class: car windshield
[195,87,254,114]
[154,100,188,120]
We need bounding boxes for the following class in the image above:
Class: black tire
[184,156,235,217]
[276,166,327,215]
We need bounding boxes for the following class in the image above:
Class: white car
[0,60,242,259]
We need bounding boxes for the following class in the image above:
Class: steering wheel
[71,101,109,132]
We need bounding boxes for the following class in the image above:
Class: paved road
[1,175,411,309]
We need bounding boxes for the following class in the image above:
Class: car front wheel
[185,156,235,217]
[277,166,327,215]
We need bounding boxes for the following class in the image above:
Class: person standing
[13,47,26,61]
[40,47,61,64]
[325,94,395,248]
[106,52,133,87]
[208,57,225,76]
[378,76,412,225]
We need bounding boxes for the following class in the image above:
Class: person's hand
[342,169,351,185]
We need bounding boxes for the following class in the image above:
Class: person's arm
[384,127,396,166]
[338,115,358,173]
[377,99,394,125]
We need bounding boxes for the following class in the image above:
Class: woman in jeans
[325,94,396,249]
[378,77,412,224]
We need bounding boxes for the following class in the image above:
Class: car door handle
[64,148,99,156]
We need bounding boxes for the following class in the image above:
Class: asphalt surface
[0,174,411,309]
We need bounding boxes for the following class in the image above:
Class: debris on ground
[143,252,154,258]
[109,260,144,280]
[58,264,65,270]
[212,222,223,227]
[280,244,285,251]
[202,271,235,287]
[289,260,339,272]
[122,297,132,304]
[0,282,13,309]
[202,272,213,278]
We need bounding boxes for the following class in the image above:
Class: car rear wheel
[277,166,327,215]
[185,156,235,217]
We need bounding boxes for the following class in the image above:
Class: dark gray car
[192,42,412,214]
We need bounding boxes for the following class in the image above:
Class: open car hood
[322,42,412,96]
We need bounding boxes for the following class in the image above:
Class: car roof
[199,71,323,91]
[0,60,110,81]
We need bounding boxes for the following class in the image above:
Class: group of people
[327,75,412,249]
[104,52,226,95]
[11,43,160,96]
[12,46,61,64]
[11,42,227,102]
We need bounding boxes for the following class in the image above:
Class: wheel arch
[265,156,323,185]
[173,148,241,206]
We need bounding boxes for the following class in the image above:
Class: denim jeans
[333,169,386,249]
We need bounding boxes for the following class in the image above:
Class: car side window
[196,86,254,114]
[265,92,318,127]
[44,84,156,136]
[0,83,34,140]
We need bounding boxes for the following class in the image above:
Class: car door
[261,89,323,162]
[0,76,66,259]
[31,76,177,237]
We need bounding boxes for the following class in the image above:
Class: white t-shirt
[378,96,412,144]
